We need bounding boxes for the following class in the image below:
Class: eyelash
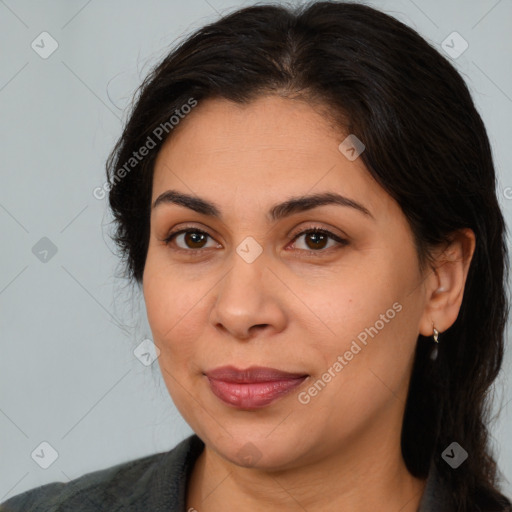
[162,225,348,257]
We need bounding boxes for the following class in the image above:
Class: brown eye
[290,228,348,253]
[304,231,329,250]
[182,231,208,249]
[164,229,218,251]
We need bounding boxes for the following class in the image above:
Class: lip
[205,366,308,409]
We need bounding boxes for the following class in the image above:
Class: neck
[186,428,427,512]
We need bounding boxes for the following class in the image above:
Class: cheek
[306,252,420,378]
[143,251,201,357]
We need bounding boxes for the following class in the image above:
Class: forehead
[152,95,392,220]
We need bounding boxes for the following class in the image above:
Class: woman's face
[143,95,432,470]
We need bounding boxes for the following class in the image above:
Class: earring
[430,326,439,361]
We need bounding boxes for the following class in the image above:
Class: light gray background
[1,0,511,502]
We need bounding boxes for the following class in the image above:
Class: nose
[209,249,287,341]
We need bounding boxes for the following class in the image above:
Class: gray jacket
[0,434,453,511]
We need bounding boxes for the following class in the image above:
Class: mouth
[204,365,309,409]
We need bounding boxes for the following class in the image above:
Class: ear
[418,228,476,337]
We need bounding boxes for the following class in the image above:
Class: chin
[206,428,310,471]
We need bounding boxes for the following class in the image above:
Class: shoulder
[0,452,164,512]
[474,485,512,512]
[0,434,204,512]
[418,459,512,512]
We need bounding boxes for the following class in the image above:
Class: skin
[142,95,475,512]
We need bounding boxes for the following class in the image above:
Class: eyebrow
[152,189,374,221]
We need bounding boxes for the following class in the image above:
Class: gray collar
[417,458,452,512]
[166,436,451,511]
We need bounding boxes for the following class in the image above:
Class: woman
[2,1,510,511]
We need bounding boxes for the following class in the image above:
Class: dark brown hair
[106,2,511,509]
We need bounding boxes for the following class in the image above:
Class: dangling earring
[430,326,439,361]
